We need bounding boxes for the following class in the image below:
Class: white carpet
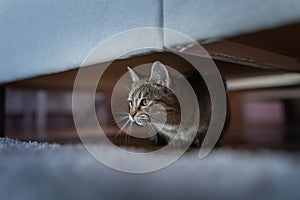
[1,137,300,200]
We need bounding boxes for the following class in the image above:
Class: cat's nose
[130,109,137,117]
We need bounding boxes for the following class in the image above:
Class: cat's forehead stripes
[131,88,141,99]
[128,83,166,110]
[130,84,160,100]
[132,84,148,97]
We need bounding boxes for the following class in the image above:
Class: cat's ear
[127,67,140,82]
[149,61,171,87]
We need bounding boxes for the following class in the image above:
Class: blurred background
[3,47,300,151]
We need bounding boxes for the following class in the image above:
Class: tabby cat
[126,61,215,147]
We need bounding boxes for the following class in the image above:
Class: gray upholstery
[164,0,300,46]
[0,0,162,83]
[1,0,300,83]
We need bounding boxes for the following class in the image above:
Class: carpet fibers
[0,137,300,200]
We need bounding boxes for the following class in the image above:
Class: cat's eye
[141,99,150,106]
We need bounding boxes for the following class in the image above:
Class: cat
[126,61,221,148]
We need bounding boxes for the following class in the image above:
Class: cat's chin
[134,114,150,126]
[134,120,148,127]
[129,115,148,126]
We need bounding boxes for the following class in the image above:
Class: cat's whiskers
[105,115,128,126]
[125,121,133,144]
[114,116,129,123]
[108,110,130,125]
[115,119,131,138]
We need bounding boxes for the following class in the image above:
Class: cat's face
[127,83,157,126]
[127,62,179,127]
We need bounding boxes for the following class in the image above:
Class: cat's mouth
[130,114,150,126]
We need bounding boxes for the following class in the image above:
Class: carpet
[0,137,300,200]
